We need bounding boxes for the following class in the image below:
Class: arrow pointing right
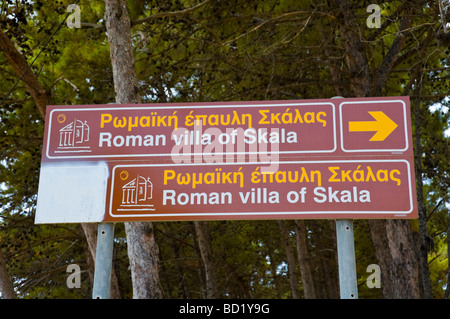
[348,111,398,141]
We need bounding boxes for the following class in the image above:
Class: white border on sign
[108,159,414,219]
[46,102,337,159]
[339,100,409,153]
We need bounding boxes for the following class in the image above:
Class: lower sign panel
[105,159,417,221]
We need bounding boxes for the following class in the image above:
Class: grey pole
[336,219,358,299]
[92,223,115,299]
[330,96,358,299]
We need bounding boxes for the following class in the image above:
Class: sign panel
[104,160,415,222]
[35,96,418,223]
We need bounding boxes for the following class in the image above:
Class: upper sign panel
[43,97,412,163]
[44,101,337,161]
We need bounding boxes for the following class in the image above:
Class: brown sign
[44,101,336,161]
[35,97,418,223]
[104,159,416,221]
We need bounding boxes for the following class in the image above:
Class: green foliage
[0,0,448,299]
[0,214,90,298]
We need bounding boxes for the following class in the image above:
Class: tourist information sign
[35,96,417,223]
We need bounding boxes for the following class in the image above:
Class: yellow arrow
[348,111,398,141]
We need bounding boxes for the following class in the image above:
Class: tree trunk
[104,0,162,299]
[104,0,141,106]
[191,222,207,297]
[309,221,339,298]
[368,220,393,297]
[385,220,420,298]
[333,0,371,97]
[294,220,316,298]
[159,223,189,298]
[277,221,300,299]
[125,222,162,298]
[368,219,420,298]
[194,221,218,298]
[224,263,252,298]
[0,250,16,299]
[0,28,48,117]
[445,214,450,299]
[413,83,433,298]
[330,1,421,298]
[267,246,282,299]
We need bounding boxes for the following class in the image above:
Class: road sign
[43,101,337,160]
[35,96,418,223]
[103,159,415,222]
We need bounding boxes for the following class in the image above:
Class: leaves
[0,0,448,298]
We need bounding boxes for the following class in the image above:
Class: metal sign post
[92,223,115,299]
[331,97,358,299]
[336,219,358,299]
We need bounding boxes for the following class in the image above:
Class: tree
[103,0,162,299]
[0,0,449,299]
[0,0,128,298]
[277,221,300,298]
[194,221,218,298]
[294,220,315,299]
[0,250,16,299]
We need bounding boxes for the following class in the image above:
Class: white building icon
[56,118,91,153]
[118,175,154,212]
[122,175,153,204]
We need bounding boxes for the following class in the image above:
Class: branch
[223,11,321,46]
[0,28,47,118]
[374,11,412,96]
[427,197,449,220]
[51,76,80,92]
[334,0,371,96]
[391,66,450,73]
[131,0,211,25]
[80,0,212,29]
[80,22,104,29]
[367,2,408,42]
